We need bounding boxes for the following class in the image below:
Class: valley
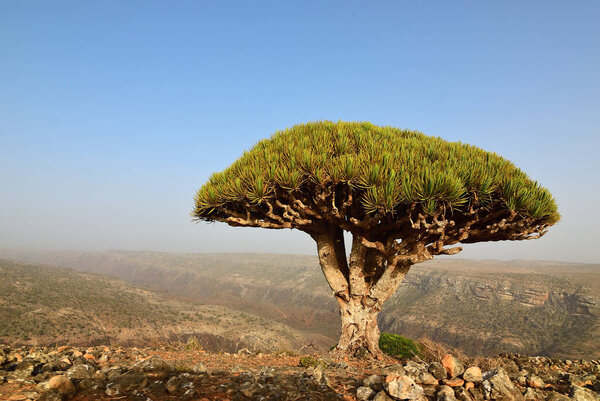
[0,250,598,359]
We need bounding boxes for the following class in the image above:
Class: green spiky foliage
[193,121,558,247]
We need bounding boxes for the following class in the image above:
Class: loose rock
[463,367,482,383]
[385,375,424,400]
[442,354,465,378]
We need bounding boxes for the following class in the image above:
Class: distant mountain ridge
[1,249,598,359]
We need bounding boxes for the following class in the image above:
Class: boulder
[192,362,208,374]
[455,387,474,401]
[463,367,482,383]
[526,374,544,389]
[545,391,571,401]
[569,385,600,401]
[436,385,458,401]
[442,355,465,378]
[364,374,385,392]
[443,377,465,387]
[483,368,524,401]
[523,388,545,401]
[131,356,172,380]
[373,391,394,401]
[385,375,424,400]
[45,375,76,395]
[357,386,375,400]
[66,364,95,380]
[429,362,447,380]
[417,371,438,385]
[382,364,407,376]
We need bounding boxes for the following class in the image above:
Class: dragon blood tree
[193,121,559,358]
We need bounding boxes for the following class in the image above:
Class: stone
[455,387,474,401]
[484,368,524,401]
[356,386,375,400]
[442,355,465,378]
[182,388,199,400]
[373,391,393,401]
[463,367,482,383]
[436,385,458,401]
[111,371,147,393]
[46,375,76,395]
[404,360,427,378]
[105,382,121,396]
[422,385,437,398]
[429,362,447,380]
[364,374,385,392]
[443,377,465,387]
[417,371,438,385]
[310,364,329,386]
[526,374,544,389]
[66,364,95,380]
[523,388,545,401]
[382,364,406,376]
[481,380,492,399]
[7,368,33,381]
[7,394,28,401]
[546,391,571,401]
[192,362,208,374]
[385,375,424,400]
[166,376,181,394]
[569,385,600,401]
[37,392,63,401]
[131,356,172,380]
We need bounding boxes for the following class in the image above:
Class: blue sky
[1,1,599,263]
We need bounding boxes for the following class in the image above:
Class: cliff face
[381,264,599,358]
[1,249,598,359]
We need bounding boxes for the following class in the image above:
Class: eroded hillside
[0,259,325,352]
[1,250,598,359]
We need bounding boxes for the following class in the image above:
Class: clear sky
[1,1,599,263]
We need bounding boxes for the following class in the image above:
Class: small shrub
[379,332,422,358]
[299,356,325,369]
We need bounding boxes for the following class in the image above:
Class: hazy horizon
[1,247,598,266]
[2,1,599,263]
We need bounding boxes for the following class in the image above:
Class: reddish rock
[465,382,474,391]
[442,354,465,378]
[444,377,465,387]
[527,374,544,388]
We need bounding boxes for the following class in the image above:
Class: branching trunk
[312,227,412,358]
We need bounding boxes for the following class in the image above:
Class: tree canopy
[193,120,559,357]
[193,121,558,247]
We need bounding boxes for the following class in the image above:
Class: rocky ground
[0,345,599,401]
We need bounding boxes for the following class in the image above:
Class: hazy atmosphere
[1,1,599,263]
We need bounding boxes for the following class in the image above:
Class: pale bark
[313,228,413,357]
[334,296,382,356]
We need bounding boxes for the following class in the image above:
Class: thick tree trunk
[334,296,382,357]
[312,227,412,359]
